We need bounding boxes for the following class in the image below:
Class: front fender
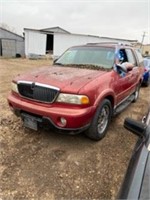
[94,89,116,108]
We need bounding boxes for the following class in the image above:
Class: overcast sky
[1,0,150,44]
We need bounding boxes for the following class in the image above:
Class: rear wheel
[145,82,148,87]
[85,99,112,141]
[145,77,150,87]
[132,84,140,103]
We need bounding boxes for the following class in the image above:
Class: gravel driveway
[0,58,149,199]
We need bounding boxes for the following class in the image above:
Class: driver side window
[118,49,128,63]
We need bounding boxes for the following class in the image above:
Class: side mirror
[124,118,147,138]
[116,62,134,73]
[116,64,127,73]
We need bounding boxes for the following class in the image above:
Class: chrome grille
[17,81,59,103]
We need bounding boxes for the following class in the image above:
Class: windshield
[55,46,115,70]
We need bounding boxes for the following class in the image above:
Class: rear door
[113,48,139,104]
[125,48,140,94]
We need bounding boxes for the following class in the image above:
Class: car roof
[71,42,134,49]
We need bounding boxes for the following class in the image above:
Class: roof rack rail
[86,42,133,46]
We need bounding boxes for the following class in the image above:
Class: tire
[132,84,140,103]
[85,99,112,141]
[144,77,150,87]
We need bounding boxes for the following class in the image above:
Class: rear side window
[135,49,144,63]
[126,49,137,65]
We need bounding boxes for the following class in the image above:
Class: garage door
[2,39,16,57]
[25,31,46,56]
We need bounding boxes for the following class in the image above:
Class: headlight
[56,93,90,104]
[11,82,19,93]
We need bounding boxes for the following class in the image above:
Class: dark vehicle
[142,57,150,86]
[118,108,150,199]
[8,43,144,140]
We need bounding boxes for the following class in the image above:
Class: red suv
[8,43,144,140]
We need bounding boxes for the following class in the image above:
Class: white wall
[24,29,133,57]
[54,33,133,56]
[54,33,102,56]
[25,30,46,56]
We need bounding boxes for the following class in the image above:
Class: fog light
[60,117,67,126]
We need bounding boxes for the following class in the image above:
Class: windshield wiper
[62,64,110,71]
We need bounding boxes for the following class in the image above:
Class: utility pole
[140,31,146,49]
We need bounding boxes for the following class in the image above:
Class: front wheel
[85,99,112,141]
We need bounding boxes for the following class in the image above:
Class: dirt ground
[0,58,149,200]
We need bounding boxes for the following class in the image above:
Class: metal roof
[40,26,70,34]
[0,27,24,39]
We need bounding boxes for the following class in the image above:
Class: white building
[0,27,24,57]
[24,26,138,58]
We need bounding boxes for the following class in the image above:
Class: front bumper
[8,93,96,131]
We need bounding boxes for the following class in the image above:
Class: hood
[14,65,107,93]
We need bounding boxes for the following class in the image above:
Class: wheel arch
[105,95,115,108]
[85,96,114,141]
[139,77,143,85]
[94,90,115,109]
